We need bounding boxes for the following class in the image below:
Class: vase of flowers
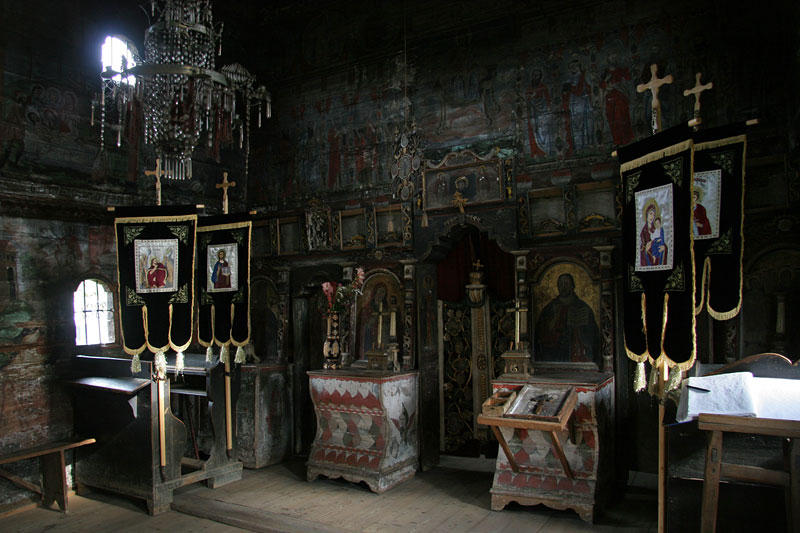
[321,268,364,370]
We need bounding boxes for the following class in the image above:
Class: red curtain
[436,230,514,303]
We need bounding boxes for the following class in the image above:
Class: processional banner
[197,217,251,363]
[692,123,746,320]
[620,125,697,377]
[114,207,197,367]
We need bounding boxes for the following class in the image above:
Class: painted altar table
[306,369,418,493]
[483,371,614,522]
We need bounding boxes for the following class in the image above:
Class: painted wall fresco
[0,217,116,457]
[252,2,793,207]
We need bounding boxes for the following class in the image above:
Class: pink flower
[322,281,338,309]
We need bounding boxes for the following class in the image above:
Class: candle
[390,310,396,337]
[377,301,383,347]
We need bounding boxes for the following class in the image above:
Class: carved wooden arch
[419,215,516,264]
[353,268,404,362]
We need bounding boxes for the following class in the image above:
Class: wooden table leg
[659,403,665,533]
[788,437,799,533]
[40,450,67,512]
[548,430,573,480]
[490,426,519,473]
[701,429,723,533]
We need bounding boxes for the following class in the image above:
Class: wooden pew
[0,438,96,512]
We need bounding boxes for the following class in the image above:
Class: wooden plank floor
[1,458,656,532]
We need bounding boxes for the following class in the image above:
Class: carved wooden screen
[439,300,475,455]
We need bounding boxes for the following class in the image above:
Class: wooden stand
[69,354,243,514]
[478,387,577,479]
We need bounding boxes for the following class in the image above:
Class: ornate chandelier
[98,0,270,181]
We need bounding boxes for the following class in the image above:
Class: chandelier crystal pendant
[99,0,270,181]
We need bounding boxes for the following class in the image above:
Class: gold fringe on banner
[197,304,216,348]
[142,305,169,354]
[168,304,193,353]
[696,135,746,321]
[115,214,198,225]
[694,257,710,315]
[694,135,746,153]
[229,302,252,348]
[119,301,146,357]
[625,293,653,364]
[620,140,693,173]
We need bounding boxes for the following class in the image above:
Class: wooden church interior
[1,0,799,531]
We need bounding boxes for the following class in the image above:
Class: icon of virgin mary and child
[640,199,667,267]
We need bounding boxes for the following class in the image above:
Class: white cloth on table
[676,372,757,422]
[677,371,800,422]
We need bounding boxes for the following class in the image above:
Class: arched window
[73,279,116,345]
[101,35,137,86]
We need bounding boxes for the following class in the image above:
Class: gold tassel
[220,344,230,365]
[154,350,167,380]
[205,345,214,363]
[234,345,246,364]
[666,365,683,391]
[130,353,142,374]
[175,351,185,375]
[633,361,646,392]
[647,362,659,395]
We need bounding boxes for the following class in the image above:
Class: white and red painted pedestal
[489,371,614,522]
[306,370,418,493]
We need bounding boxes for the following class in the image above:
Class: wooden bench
[0,438,96,512]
